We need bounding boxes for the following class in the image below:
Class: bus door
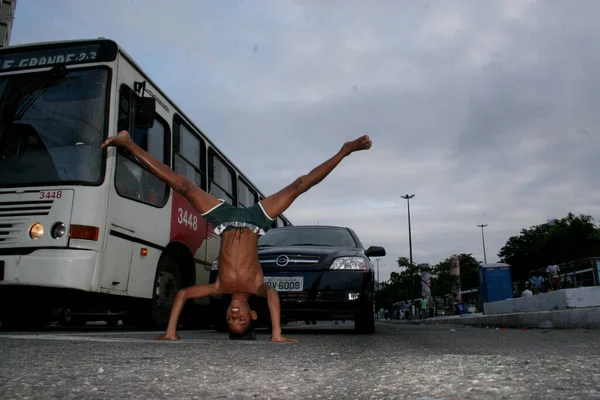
[102,77,170,296]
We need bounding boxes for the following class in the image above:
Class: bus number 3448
[39,191,62,199]
[177,208,198,231]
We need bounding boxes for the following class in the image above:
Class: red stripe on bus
[169,191,209,253]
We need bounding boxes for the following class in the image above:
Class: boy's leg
[102,130,221,214]
[260,135,372,219]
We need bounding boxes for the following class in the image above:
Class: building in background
[0,0,17,47]
[450,255,462,303]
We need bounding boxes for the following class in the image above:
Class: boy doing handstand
[101,131,372,342]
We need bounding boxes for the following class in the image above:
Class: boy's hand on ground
[155,334,180,341]
[270,335,297,343]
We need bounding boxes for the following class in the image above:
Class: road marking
[1,329,227,337]
[0,334,271,344]
[55,330,175,336]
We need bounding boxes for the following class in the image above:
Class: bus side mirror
[136,97,156,129]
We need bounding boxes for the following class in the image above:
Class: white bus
[0,38,292,329]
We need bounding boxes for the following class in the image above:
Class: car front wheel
[354,306,375,334]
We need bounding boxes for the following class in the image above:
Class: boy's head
[226,298,258,340]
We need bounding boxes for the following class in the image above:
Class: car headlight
[330,257,367,270]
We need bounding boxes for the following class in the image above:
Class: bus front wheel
[125,256,182,329]
[150,256,182,329]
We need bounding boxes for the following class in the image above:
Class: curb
[380,307,600,329]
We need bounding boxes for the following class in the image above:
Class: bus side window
[173,120,204,189]
[209,151,235,205]
[237,178,257,208]
[117,89,130,132]
[115,86,168,207]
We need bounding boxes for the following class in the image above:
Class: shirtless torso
[217,229,263,294]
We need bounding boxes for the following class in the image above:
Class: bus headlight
[51,222,66,239]
[29,222,44,239]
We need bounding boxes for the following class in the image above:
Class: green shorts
[201,199,275,236]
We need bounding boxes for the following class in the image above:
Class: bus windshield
[0,67,109,187]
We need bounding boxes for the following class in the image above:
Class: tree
[375,254,482,312]
[375,271,405,311]
[375,257,432,310]
[454,253,480,290]
[430,254,480,308]
[498,213,600,281]
[429,258,459,306]
[397,256,431,301]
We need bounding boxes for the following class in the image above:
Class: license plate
[264,276,303,292]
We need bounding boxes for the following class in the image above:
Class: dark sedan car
[209,225,386,333]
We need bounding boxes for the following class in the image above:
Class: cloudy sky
[11,0,600,282]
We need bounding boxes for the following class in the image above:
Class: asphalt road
[1,321,599,400]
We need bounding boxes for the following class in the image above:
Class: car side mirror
[135,97,156,129]
[365,246,386,258]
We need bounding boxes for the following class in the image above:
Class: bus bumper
[0,249,97,291]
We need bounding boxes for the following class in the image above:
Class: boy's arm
[156,282,220,340]
[102,131,221,215]
[256,283,297,343]
[102,131,188,194]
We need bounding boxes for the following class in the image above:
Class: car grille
[279,292,310,302]
[0,200,53,243]
[259,254,321,267]
[279,291,346,302]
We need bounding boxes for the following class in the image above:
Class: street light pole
[375,258,380,291]
[477,224,488,264]
[401,194,415,265]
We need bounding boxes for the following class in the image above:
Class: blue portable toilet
[479,263,513,313]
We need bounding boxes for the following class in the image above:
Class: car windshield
[258,227,358,248]
[0,67,109,187]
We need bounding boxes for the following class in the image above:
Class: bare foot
[155,334,181,341]
[101,130,133,150]
[342,135,372,154]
